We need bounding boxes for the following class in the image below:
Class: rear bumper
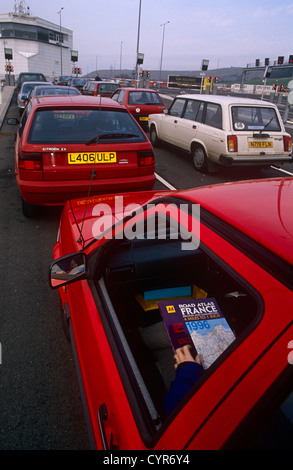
[219,154,293,166]
[17,174,155,206]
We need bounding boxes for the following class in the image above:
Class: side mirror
[49,252,87,289]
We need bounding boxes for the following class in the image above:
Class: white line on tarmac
[155,172,177,190]
[271,165,293,176]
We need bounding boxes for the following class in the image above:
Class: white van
[149,94,292,172]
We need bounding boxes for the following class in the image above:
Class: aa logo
[166,305,176,313]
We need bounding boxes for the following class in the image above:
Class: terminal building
[0,6,73,80]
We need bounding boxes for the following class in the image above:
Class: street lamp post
[159,21,170,83]
[135,0,142,87]
[58,7,64,76]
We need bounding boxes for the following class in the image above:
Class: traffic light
[207,76,211,81]
[72,67,82,74]
[78,67,82,74]
[272,83,276,90]
[146,71,150,78]
[5,64,14,72]
[289,55,293,64]
[140,70,144,77]
[280,84,284,91]
[255,59,260,67]
[278,56,284,65]
[214,77,219,83]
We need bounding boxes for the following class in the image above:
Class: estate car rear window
[232,106,281,131]
[27,108,147,144]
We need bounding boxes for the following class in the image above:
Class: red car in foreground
[9,95,155,217]
[49,177,293,450]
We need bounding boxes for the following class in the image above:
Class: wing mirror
[49,252,87,289]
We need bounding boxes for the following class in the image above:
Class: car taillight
[227,135,238,152]
[138,150,155,166]
[284,135,292,152]
[19,152,42,170]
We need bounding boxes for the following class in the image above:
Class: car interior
[93,213,260,429]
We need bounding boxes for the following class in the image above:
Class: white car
[17,81,53,115]
[149,94,293,172]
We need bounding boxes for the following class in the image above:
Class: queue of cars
[8,74,293,450]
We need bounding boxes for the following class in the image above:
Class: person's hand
[174,345,201,369]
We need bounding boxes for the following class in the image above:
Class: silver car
[17,81,54,115]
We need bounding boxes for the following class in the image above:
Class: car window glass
[128,91,163,105]
[27,109,146,143]
[194,102,204,123]
[183,100,201,121]
[204,103,222,129]
[96,207,261,436]
[169,99,186,117]
[117,90,125,103]
[231,106,281,131]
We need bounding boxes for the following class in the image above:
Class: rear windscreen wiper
[86,133,139,145]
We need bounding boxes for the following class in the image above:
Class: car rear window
[27,108,147,144]
[231,106,281,131]
[97,83,118,93]
[128,91,164,105]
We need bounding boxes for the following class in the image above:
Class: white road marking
[155,172,177,190]
[271,165,293,176]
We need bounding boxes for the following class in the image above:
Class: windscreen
[231,106,281,131]
[27,108,147,144]
[128,91,164,105]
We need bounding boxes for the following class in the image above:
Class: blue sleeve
[163,361,204,417]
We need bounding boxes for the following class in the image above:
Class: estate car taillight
[19,152,42,170]
[138,150,155,166]
[227,135,238,152]
[283,135,292,153]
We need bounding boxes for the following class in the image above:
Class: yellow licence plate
[139,116,148,121]
[249,141,273,148]
[68,152,117,164]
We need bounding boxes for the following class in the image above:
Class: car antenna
[77,93,102,247]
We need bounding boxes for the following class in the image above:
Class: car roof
[179,177,293,265]
[178,94,274,106]
[21,81,52,88]
[121,88,159,92]
[30,94,122,108]
[68,177,293,265]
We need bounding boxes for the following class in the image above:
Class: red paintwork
[15,95,155,207]
[52,177,293,449]
[111,88,166,123]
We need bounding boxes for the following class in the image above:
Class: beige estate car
[149,94,293,172]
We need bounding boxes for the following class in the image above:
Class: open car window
[90,202,262,440]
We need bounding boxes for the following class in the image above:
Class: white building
[0,10,73,80]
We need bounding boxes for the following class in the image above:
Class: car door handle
[98,403,117,450]
[192,124,197,129]
[174,120,177,123]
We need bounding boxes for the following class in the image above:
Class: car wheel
[21,197,38,217]
[150,125,161,147]
[192,145,209,172]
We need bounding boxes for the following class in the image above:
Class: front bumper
[219,154,293,166]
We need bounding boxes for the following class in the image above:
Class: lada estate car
[149,94,292,172]
[49,177,293,450]
[9,95,155,217]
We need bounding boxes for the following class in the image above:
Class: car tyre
[150,125,161,147]
[192,145,209,173]
[21,197,38,217]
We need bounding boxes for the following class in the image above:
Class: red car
[111,87,166,128]
[49,177,293,450]
[10,95,155,216]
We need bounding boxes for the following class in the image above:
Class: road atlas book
[158,297,236,369]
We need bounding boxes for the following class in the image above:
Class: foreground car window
[27,109,147,143]
[93,210,260,436]
[231,106,281,131]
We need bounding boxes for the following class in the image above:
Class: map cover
[158,297,236,369]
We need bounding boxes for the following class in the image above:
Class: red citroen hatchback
[11,95,155,216]
[49,177,293,450]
